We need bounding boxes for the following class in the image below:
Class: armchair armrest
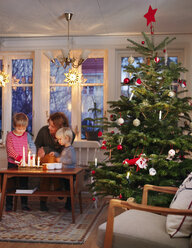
[103,184,189,248]
[142,184,178,205]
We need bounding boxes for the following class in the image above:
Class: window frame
[0,52,34,144]
[116,49,185,99]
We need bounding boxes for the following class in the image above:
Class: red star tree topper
[144,5,158,34]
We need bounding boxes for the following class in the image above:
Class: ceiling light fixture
[44,13,90,69]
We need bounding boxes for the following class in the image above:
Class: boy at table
[6,112,36,211]
[54,127,77,210]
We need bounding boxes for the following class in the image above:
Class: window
[50,60,72,123]
[119,53,181,98]
[12,59,33,133]
[49,57,105,140]
[81,58,104,139]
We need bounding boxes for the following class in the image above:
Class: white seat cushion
[97,209,189,248]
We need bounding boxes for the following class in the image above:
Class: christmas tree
[90,6,192,206]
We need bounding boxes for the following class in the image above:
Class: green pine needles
[90,32,192,206]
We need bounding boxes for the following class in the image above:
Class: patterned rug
[0,196,105,244]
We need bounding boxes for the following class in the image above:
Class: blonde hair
[56,127,73,143]
[13,113,28,128]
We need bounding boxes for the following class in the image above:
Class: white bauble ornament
[128,56,135,65]
[168,149,175,157]
[133,118,140,126]
[168,91,175,97]
[149,168,156,176]
[117,117,124,125]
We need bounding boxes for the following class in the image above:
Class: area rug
[0,197,105,244]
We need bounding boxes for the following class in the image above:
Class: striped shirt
[6,131,28,164]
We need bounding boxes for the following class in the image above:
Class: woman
[35,112,75,211]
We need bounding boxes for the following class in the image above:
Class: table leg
[0,174,8,220]
[70,175,75,223]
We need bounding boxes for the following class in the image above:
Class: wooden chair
[97,184,192,248]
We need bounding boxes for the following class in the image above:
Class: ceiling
[0,0,192,38]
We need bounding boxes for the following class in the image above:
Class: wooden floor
[0,203,108,248]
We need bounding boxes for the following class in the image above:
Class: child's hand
[49,152,55,157]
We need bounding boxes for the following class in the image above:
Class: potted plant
[82,102,104,141]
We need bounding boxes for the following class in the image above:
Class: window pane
[82,58,104,84]
[81,86,103,139]
[12,87,33,133]
[12,59,33,85]
[50,60,69,84]
[12,59,33,133]
[50,86,72,124]
[120,56,178,97]
[121,57,144,97]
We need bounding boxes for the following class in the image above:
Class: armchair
[97,184,192,248]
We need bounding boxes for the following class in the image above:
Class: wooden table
[0,167,84,223]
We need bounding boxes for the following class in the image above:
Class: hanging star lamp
[64,68,87,86]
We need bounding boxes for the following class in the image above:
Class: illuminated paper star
[144,5,157,26]
[64,68,87,85]
[0,71,9,87]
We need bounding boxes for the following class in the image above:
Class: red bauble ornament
[91,170,96,175]
[101,145,107,150]
[117,144,123,150]
[154,57,160,63]
[141,41,145,45]
[98,131,103,137]
[178,79,186,88]
[123,78,130,84]
[119,193,122,199]
[92,197,96,201]
[136,78,142,86]
[163,49,166,53]
[111,130,114,134]
[110,114,116,121]
[102,140,106,145]
[181,80,186,88]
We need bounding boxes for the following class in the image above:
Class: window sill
[73,140,101,148]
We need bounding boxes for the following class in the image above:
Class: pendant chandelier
[44,13,90,69]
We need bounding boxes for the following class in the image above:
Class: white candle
[28,151,31,166]
[23,146,25,167]
[159,110,162,120]
[129,92,134,101]
[32,154,36,167]
[37,157,40,167]
[95,158,97,167]
[126,171,130,180]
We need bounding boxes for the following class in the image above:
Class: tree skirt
[0,198,104,244]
